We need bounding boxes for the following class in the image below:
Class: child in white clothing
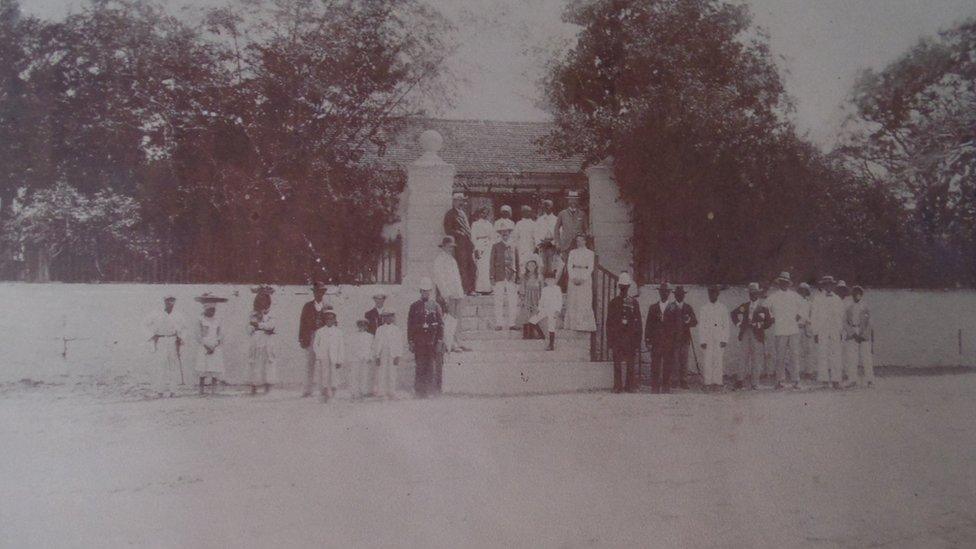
[347,319,375,399]
[313,310,344,402]
[533,272,563,351]
[372,311,403,399]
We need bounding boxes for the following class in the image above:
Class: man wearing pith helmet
[605,271,643,393]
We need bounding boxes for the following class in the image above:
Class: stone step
[460,337,588,352]
[446,347,590,364]
[460,329,590,341]
[443,360,614,396]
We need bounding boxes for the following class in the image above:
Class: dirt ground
[1,375,975,549]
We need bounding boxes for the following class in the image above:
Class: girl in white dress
[194,294,228,394]
[246,286,277,395]
[471,207,495,294]
[564,234,596,332]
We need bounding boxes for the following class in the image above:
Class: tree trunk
[33,247,51,283]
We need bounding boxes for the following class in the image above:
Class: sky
[20,0,976,147]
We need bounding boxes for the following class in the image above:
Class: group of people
[605,270,875,394]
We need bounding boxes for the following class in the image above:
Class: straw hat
[418,277,434,291]
[618,271,633,286]
[194,293,228,304]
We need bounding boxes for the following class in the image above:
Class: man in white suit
[697,285,730,391]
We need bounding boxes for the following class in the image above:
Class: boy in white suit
[373,311,403,399]
[533,272,563,351]
[313,310,345,402]
[347,319,374,399]
[697,285,731,391]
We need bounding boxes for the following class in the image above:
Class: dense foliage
[541,0,956,287]
[0,0,454,283]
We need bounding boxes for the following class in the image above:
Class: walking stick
[177,341,185,385]
[690,340,703,377]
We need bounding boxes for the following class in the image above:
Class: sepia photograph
[1,0,976,546]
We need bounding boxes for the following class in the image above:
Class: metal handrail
[591,261,619,362]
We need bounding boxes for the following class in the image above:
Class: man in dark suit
[731,282,774,389]
[443,192,476,296]
[644,282,682,393]
[673,286,699,390]
[364,292,388,335]
[298,281,332,397]
[606,272,643,393]
[408,277,445,398]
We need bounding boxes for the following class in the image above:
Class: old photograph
[2,0,976,546]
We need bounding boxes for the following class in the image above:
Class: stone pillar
[586,159,633,277]
[401,130,456,290]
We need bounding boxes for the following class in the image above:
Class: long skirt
[195,342,225,377]
[246,336,277,385]
[564,278,596,332]
[152,337,184,391]
[475,250,492,293]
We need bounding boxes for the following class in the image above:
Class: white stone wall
[586,162,633,276]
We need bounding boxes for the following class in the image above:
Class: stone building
[377,118,634,286]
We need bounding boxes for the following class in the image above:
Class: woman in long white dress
[246,286,277,395]
[194,293,228,394]
[470,207,495,294]
[563,234,596,332]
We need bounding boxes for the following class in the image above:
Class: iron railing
[591,261,619,362]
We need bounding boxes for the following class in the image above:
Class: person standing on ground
[433,235,468,352]
[672,286,698,389]
[645,282,681,394]
[519,255,544,339]
[373,311,402,399]
[490,219,520,331]
[298,281,331,397]
[347,319,374,400]
[797,282,816,378]
[845,286,874,387]
[194,293,228,395]
[144,295,186,398]
[515,205,537,265]
[765,272,805,390]
[246,285,277,395]
[553,191,587,288]
[364,292,388,335]
[697,285,730,392]
[443,192,476,296]
[471,207,495,294]
[731,283,773,390]
[811,275,845,389]
[564,234,596,332]
[313,310,344,402]
[408,277,444,398]
[606,272,643,393]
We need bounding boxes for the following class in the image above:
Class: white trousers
[444,313,459,349]
[347,359,372,398]
[375,350,397,396]
[493,281,519,329]
[152,337,183,392]
[816,334,843,383]
[701,342,725,386]
[845,340,874,385]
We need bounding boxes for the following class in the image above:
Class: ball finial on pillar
[416,129,445,166]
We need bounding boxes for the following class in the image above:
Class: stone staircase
[442,295,614,395]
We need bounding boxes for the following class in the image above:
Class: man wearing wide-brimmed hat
[299,281,333,397]
[443,192,476,295]
[144,295,186,397]
[490,217,520,331]
[407,277,444,397]
[645,282,681,393]
[811,275,845,388]
[606,271,643,392]
[765,271,805,389]
[731,283,773,390]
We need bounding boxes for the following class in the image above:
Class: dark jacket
[731,301,773,343]
[645,300,682,352]
[365,307,383,335]
[674,302,698,346]
[298,301,330,348]
[489,241,519,285]
[407,299,444,350]
[443,208,472,244]
[607,295,643,351]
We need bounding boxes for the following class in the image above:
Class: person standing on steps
[298,281,332,398]
[515,205,537,267]
[606,272,643,393]
[433,235,468,352]
[564,234,596,332]
[443,192,476,296]
[534,199,559,277]
[645,282,681,394]
[519,254,544,340]
[697,285,730,392]
[553,191,587,289]
[144,295,186,398]
[471,207,495,294]
[408,277,445,398]
[534,271,563,350]
[731,283,773,390]
[490,218,520,331]
[672,286,698,389]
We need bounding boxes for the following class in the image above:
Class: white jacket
[811,293,845,339]
[697,301,730,345]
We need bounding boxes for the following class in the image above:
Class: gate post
[402,130,456,289]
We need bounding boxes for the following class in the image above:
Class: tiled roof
[373,118,585,176]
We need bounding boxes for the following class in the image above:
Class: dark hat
[163,295,176,302]
[707,284,721,291]
[439,235,457,248]
[312,281,328,291]
[194,293,228,304]
[674,285,686,295]
[658,282,671,291]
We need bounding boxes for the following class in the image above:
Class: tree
[3,181,154,281]
[839,17,976,286]
[541,0,801,283]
